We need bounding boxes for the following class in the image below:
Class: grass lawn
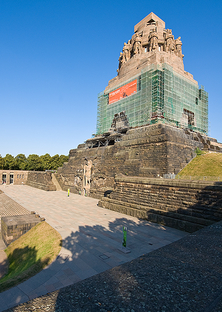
[0,221,62,292]
[177,152,222,180]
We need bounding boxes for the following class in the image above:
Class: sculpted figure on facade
[165,29,175,53]
[149,32,159,52]
[117,13,186,75]
[118,52,124,73]
[166,37,175,53]
[122,40,131,62]
[133,34,142,55]
[175,37,184,59]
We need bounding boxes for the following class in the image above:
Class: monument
[97,12,208,135]
[55,13,221,201]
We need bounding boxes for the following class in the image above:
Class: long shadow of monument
[51,184,222,311]
[0,245,50,293]
[2,183,222,311]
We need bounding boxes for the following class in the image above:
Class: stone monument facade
[54,13,217,200]
[97,12,208,135]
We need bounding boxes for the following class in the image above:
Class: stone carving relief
[118,52,124,73]
[122,41,131,62]
[133,34,142,55]
[165,30,175,53]
[149,32,159,51]
[175,37,184,58]
[82,159,92,196]
[117,20,184,74]
[110,111,130,131]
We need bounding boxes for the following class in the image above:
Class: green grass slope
[177,152,222,180]
[0,221,62,292]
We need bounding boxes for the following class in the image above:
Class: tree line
[0,154,69,171]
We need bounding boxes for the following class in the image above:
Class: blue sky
[0,0,221,157]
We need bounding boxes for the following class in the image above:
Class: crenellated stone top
[104,12,195,92]
[118,12,184,75]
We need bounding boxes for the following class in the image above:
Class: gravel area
[3,221,222,312]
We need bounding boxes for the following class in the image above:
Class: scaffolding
[96,63,208,135]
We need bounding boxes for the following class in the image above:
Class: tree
[27,154,43,171]
[4,154,15,170]
[40,154,52,170]
[50,154,60,170]
[59,155,69,168]
[0,156,4,170]
[14,154,27,170]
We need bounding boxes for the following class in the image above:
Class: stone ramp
[0,191,30,235]
[0,193,30,219]
[51,173,62,191]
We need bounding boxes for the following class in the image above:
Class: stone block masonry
[55,123,212,198]
[0,170,57,191]
[1,214,42,246]
[0,170,28,185]
[26,171,56,191]
[98,176,222,232]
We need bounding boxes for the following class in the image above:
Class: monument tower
[97,12,208,135]
[55,13,217,198]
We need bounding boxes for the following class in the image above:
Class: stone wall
[26,171,56,191]
[55,123,204,198]
[1,214,42,246]
[0,170,28,185]
[98,176,222,233]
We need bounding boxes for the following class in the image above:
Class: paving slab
[0,185,186,311]
[3,220,222,312]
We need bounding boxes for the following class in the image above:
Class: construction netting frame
[96,63,208,135]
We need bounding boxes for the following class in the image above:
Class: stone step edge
[99,197,214,226]
[109,193,222,216]
[26,181,56,191]
[98,199,205,233]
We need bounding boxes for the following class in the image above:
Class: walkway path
[0,185,186,311]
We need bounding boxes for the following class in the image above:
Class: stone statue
[149,32,159,51]
[133,34,142,55]
[164,29,175,53]
[122,41,131,62]
[118,52,125,73]
[175,37,184,58]
[166,36,175,53]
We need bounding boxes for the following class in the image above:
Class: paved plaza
[0,185,186,311]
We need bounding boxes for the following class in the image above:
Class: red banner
[109,79,137,104]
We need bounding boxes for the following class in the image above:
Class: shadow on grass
[0,255,8,279]
[0,245,52,293]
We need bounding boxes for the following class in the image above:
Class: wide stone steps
[111,189,222,211]
[115,186,221,204]
[103,197,214,225]
[109,192,222,221]
[99,197,210,233]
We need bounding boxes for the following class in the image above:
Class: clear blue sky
[1,0,221,157]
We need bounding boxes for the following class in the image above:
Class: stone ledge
[1,214,42,246]
[26,181,56,191]
[99,199,204,233]
[115,175,222,190]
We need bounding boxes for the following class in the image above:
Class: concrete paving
[0,185,187,311]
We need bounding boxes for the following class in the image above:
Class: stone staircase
[98,176,222,233]
[52,173,62,191]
